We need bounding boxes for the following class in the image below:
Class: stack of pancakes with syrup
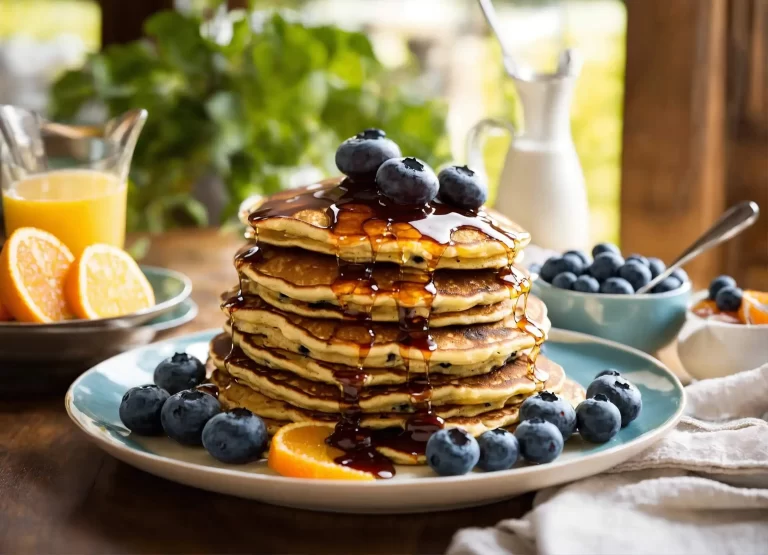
[207,175,585,477]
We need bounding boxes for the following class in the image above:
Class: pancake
[243,283,517,326]
[236,244,523,313]
[247,177,530,269]
[222,295,549,369]
[209,336,564,414]
[219,330,513,384]
[209,369,586,465]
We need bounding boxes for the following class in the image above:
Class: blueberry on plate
[564,250,590,266]
[652,277,682,294]
[576,394,621,443]
[477,428,519,471]
[161,389,221,445]
[154,352,206,395]
[573,274,599,293]
[715,286,743,312]
[528,263,542,277]
[376,157,439,205]
[514,417,564,464]
[202,409,268,464]
[335,129,401,178]
[709,275,737,300]
[552,271,577,290]
[618,261,651,291]
[426,428,480,476]
[519,391,576,440]
[586,376,642,427]
[600,277,634,295]
[647,257,666,278]
[119,385,169,435]
[595,368,621,379]
[625,254,649,267]
[437,165,488,209]
[589,252,624,281]
[591,243,621,258]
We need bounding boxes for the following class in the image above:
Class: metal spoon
[636,201,760,294]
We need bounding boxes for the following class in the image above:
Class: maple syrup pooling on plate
[247,177,542,476]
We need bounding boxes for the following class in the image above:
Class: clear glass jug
[0,106,146,255]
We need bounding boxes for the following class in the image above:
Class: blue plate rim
[65,327,686,487]
[0,265,192,329]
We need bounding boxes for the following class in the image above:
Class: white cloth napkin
[448,363,768,555]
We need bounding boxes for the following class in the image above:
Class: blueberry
[425,428,480,476]
[552,272,577,290]
[709,275,736,300]
[119,385,169,435]
[715,286,743,312]
[588,252,624,281]
[335,129,401,178]
[652,277,682,294]
[202,409,268,464]
[618,261,651,291]
[153,353,206,395]
[564,250,590,266]
[376,157,439,205]
[528,263,542,277]
[576,394,621,443]
[586,376,642,427]
[600,277,634,295]
[541,256,581,283]
[573,274,599,293]
[161,389,221,445]
[647,257,666,278]
[514,417,563,464]
[437,165,488,209]
[477,428,519,471]
[519,391,576,440]
[595,368,621,379]
[670,268,688,284]
[625,254,649,267]
[591,243,620,258]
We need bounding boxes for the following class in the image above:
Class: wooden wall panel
[621,0,728,287]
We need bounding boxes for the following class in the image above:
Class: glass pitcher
[0,106,147,255]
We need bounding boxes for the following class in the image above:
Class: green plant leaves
[50,10,448,232]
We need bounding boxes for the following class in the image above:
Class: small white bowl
[677,291,768,380]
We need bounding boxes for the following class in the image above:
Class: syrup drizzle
[243,177,543,476]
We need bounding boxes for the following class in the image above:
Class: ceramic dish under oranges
[0,228,194,380]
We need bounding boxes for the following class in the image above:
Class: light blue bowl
[532,278,691,353]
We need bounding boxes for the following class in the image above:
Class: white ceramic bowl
[677,291,768,380]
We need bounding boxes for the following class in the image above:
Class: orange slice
[739,290,768,325]
[0,227,74,322]
[268,423,375,481]
[65,244,155,320]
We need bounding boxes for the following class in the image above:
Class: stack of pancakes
[207,177,584,466]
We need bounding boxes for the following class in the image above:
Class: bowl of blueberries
[531,242,691,353]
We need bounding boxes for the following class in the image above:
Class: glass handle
[465,118,516,178]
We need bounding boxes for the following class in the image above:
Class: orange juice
[2,169,126,256]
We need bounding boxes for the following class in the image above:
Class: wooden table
[0,229,536,554]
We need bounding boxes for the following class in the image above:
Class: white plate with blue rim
[65,328,685,514]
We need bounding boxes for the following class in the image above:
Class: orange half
[268,423,375,481]
[65,244,155,320]
[0,227,74,322]
[739,290,768,325]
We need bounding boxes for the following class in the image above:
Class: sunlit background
[0,0,625,243]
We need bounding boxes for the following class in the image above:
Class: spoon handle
[636,201,760,294]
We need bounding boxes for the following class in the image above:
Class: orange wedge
[268,423,375,481]
[739,290,768,325]
[65,244,155,320]
[0,227,74,322]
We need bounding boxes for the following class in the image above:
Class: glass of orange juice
[0,107,145,256]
